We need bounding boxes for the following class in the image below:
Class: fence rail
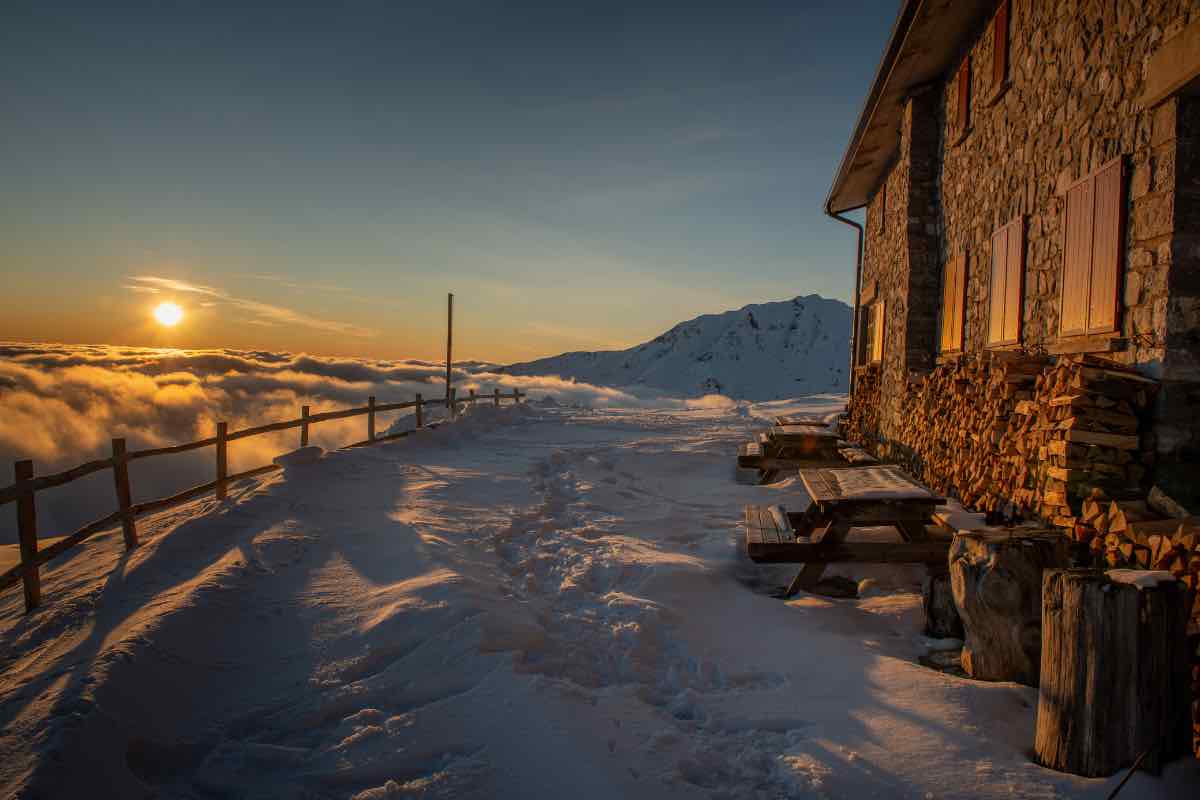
[0,386,522,611]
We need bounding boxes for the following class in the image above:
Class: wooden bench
[744,465,952,597]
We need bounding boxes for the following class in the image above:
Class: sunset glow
[153,302,184,327]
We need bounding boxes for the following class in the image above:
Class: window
[939,252,967,353]
[1060,157,1125,337]
[860,300,885,364]
[953,56,972,141]
[988,216,1024,347]
[992,0,1010,90]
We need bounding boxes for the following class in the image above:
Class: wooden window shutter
[1060,176,1094,336]
[941,253,966,352]
[1003,217,1024,343]
[1060,157,1125,337]
[988,225,1008,346]
[992,0,1010,89]
[989,217,1024,346]
[1088,158,1124,334]
[941,259,956,352]
[957,57,972,132]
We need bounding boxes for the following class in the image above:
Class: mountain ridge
[500,294,850,400]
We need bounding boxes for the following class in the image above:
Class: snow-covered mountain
[500,295,851,400]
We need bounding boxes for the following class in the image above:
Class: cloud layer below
[0,341,725,543]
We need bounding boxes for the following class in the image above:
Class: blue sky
[1,0,894,361]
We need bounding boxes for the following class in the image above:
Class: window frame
[939,252,967,354]
[1059,157,1126,340]
[992,0,1010,91]
[987,215,1025,348]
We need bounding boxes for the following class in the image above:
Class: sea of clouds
[0,341,735,543]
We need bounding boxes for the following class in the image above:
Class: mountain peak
[500,295,851,400]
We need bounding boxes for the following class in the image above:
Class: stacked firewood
[1005,356,1157,526]
[886,352,1045,511]
[845,365,881,449]
[1069,493,1199,584]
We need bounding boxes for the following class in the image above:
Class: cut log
[1034,569,1193,777]
[949,531,1068,685]
[922,567,963,639]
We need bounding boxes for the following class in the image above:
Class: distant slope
[500,295,850,400]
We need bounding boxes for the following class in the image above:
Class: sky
[1,0,894,362]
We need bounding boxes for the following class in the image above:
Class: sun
[153,302,184,327]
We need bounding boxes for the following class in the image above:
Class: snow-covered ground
[1,397,1196,799]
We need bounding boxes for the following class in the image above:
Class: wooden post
[494,387,501,407]
[111,438,138,550]
[300,405,310,447]
[215,421,228,500]
[1034,569,1194,776]
[14,459,40,613]
[367,395,376,442]
[468,388,476,408]
[449,387,457,420]
[445,292,454,410]
[415,393,423,428]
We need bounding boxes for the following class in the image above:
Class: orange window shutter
[993,0,1010,89]
[1088,158,1124,334]
[952,253,967,351]
[988,226,1008,346]
[940,259,954,352]
[1003,217,1024,343]
[1060,177,1094,336]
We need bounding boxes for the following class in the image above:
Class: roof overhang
[825,0,997,215]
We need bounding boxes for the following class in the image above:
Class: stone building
[826,0,1200,505]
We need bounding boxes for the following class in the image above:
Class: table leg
[784,518,850,597]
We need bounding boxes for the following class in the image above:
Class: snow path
[0,400,1196,798]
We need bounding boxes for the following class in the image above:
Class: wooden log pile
[1007,356,1158,527]
[845,365,881,449]
[884,352,1046,512]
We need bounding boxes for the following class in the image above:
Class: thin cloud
[128,276,378,338]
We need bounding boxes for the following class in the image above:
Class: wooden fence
[0,386,522,612]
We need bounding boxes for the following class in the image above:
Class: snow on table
[804,464,941,503]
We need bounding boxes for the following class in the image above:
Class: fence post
[300,405,310,447]
[215,422,228,500]
[494,387,501,407]
[14,460,40,613]
[415,393,423,428]
[111,438,138,550]
[449,387,457,420]
[368,396,376,442]
[469,388,476,407]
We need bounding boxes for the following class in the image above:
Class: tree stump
[1034,569,1194,777]
[948,531,1066,685]
[922,567,963,639]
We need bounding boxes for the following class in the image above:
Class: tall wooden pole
[445,292,454,418]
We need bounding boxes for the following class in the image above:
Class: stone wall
[939,0,1199,442]
[857,91,943,445]
[853,0,1200,503]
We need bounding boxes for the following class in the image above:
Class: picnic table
[744,464,951,597]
